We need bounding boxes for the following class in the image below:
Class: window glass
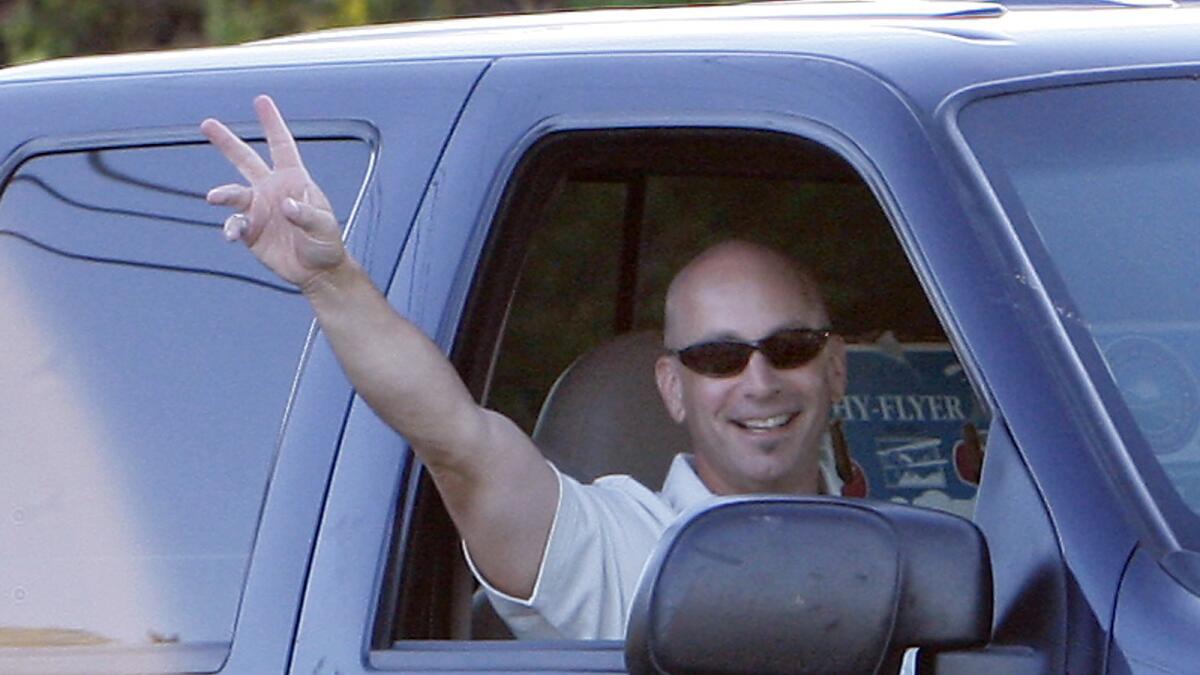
[959,78,1200,516]
[0,139,369,661]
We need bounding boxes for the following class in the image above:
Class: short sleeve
[466,464,675,639]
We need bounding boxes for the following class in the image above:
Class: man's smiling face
[656,242,846,495]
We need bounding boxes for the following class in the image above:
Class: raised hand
[202,100,555,612]
[201,95,346,290]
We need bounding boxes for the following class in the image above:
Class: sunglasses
[671,327,834,378]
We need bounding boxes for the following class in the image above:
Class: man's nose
[738,350,783,397]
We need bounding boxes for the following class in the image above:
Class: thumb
[281,196,339,239]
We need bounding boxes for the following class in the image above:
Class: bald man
[202,97,845,640]
[658,242,847,497]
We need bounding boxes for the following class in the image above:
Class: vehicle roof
[3,0,1199,113]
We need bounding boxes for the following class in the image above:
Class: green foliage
[203,0,296,44]
[1,0,206,65]
[0,0,730,66]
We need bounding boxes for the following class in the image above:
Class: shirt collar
[660,454,716,513]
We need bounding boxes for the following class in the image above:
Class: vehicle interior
[371,128,989,646]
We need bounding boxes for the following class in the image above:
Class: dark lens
[678,341,755,377]
[760,329,828,369]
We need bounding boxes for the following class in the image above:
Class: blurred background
[0,0,717,66]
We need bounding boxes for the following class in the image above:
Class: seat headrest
[532,330,688,489]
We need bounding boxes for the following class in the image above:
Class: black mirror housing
[625,497,992,675]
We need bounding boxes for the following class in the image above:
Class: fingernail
[208,185,238,204]
[223,213,248,241]
[283,198,300,217]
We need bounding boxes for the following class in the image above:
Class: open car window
[372,129,989,655]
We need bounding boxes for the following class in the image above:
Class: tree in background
[0,0,704,66]
[0,1,207,65]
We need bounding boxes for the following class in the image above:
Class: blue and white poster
[835,338,988,518]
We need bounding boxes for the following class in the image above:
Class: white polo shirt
[468,450,843,640]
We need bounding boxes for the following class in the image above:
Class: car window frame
[372,131,982,673]
[372,122,991,655]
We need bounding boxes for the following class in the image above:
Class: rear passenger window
[373,129,989,654]
[0,139,368,667]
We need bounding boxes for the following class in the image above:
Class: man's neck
[691,454,822,496]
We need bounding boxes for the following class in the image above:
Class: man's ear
[655,354,687,424]
[825,334,848,402]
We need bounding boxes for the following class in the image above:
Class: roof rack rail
[980,0,1177,7]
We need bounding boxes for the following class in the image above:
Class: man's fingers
[200,117,271,182]
[281,196,338,236]
[206,183,253,211]
[254,95,305,171]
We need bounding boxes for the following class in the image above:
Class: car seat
[532,330,684,488]
[471,330,680,639]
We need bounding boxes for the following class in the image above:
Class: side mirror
[625,497,992,675]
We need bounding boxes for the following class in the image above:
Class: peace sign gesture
[201,95,346,291]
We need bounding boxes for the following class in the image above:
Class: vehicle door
[291,49,1031,673]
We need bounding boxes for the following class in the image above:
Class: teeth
[741,413,793,430]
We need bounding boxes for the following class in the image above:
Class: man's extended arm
[201,95,556,599]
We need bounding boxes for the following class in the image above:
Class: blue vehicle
[1,1,1198,672]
